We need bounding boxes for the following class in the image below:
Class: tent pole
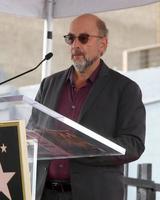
[41,0,54,80]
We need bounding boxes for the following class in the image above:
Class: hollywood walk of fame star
[0,163,15,200]
[0,144,7,153]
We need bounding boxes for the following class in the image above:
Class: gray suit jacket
[29,60,145,200]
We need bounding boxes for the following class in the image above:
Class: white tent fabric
[0,0,159,18]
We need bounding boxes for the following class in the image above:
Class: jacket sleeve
[113,81,146,164]
[27,78,47,130]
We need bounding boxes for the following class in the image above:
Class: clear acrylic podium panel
[27,139,38,200]
[0,95,126,160]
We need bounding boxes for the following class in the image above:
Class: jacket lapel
[78,63,110,122]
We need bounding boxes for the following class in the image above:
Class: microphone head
[45,52,53,60]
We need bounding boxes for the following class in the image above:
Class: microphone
[0,52,53,85]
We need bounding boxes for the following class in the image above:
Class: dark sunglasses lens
[78,34,89,44]
[64,34,75,45]
[64,34,90,45]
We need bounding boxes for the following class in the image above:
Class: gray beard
[73,57,96,73]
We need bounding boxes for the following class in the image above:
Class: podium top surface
[0,95,126,160]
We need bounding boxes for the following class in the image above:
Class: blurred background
[0,2,159,87]
[0,1,160,199]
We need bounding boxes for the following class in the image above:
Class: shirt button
[72,105,76,109]
[59,164,63,168]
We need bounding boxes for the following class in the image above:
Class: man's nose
[71,37,81,47]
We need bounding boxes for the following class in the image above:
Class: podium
[0,95,126,200]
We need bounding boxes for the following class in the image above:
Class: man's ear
[99,37,108,56]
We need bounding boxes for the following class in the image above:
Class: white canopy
[0,0,159,18]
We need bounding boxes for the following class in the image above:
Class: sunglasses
[64,33,103,45]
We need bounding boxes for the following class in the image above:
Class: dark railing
[124,163,160,200]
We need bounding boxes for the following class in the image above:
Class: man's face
[66,16,107,73]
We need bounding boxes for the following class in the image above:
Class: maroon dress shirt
[48,65,101,180]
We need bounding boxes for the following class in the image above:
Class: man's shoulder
[39,67,70,91]
[101,61,141,89]
[108,67,132,82]
[46,68,69,80]
[42,67,71,84]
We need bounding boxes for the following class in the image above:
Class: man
[30,14,145,200]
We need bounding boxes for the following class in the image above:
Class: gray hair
[96,18,109,37]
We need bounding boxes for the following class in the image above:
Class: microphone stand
[0,52,53,86]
